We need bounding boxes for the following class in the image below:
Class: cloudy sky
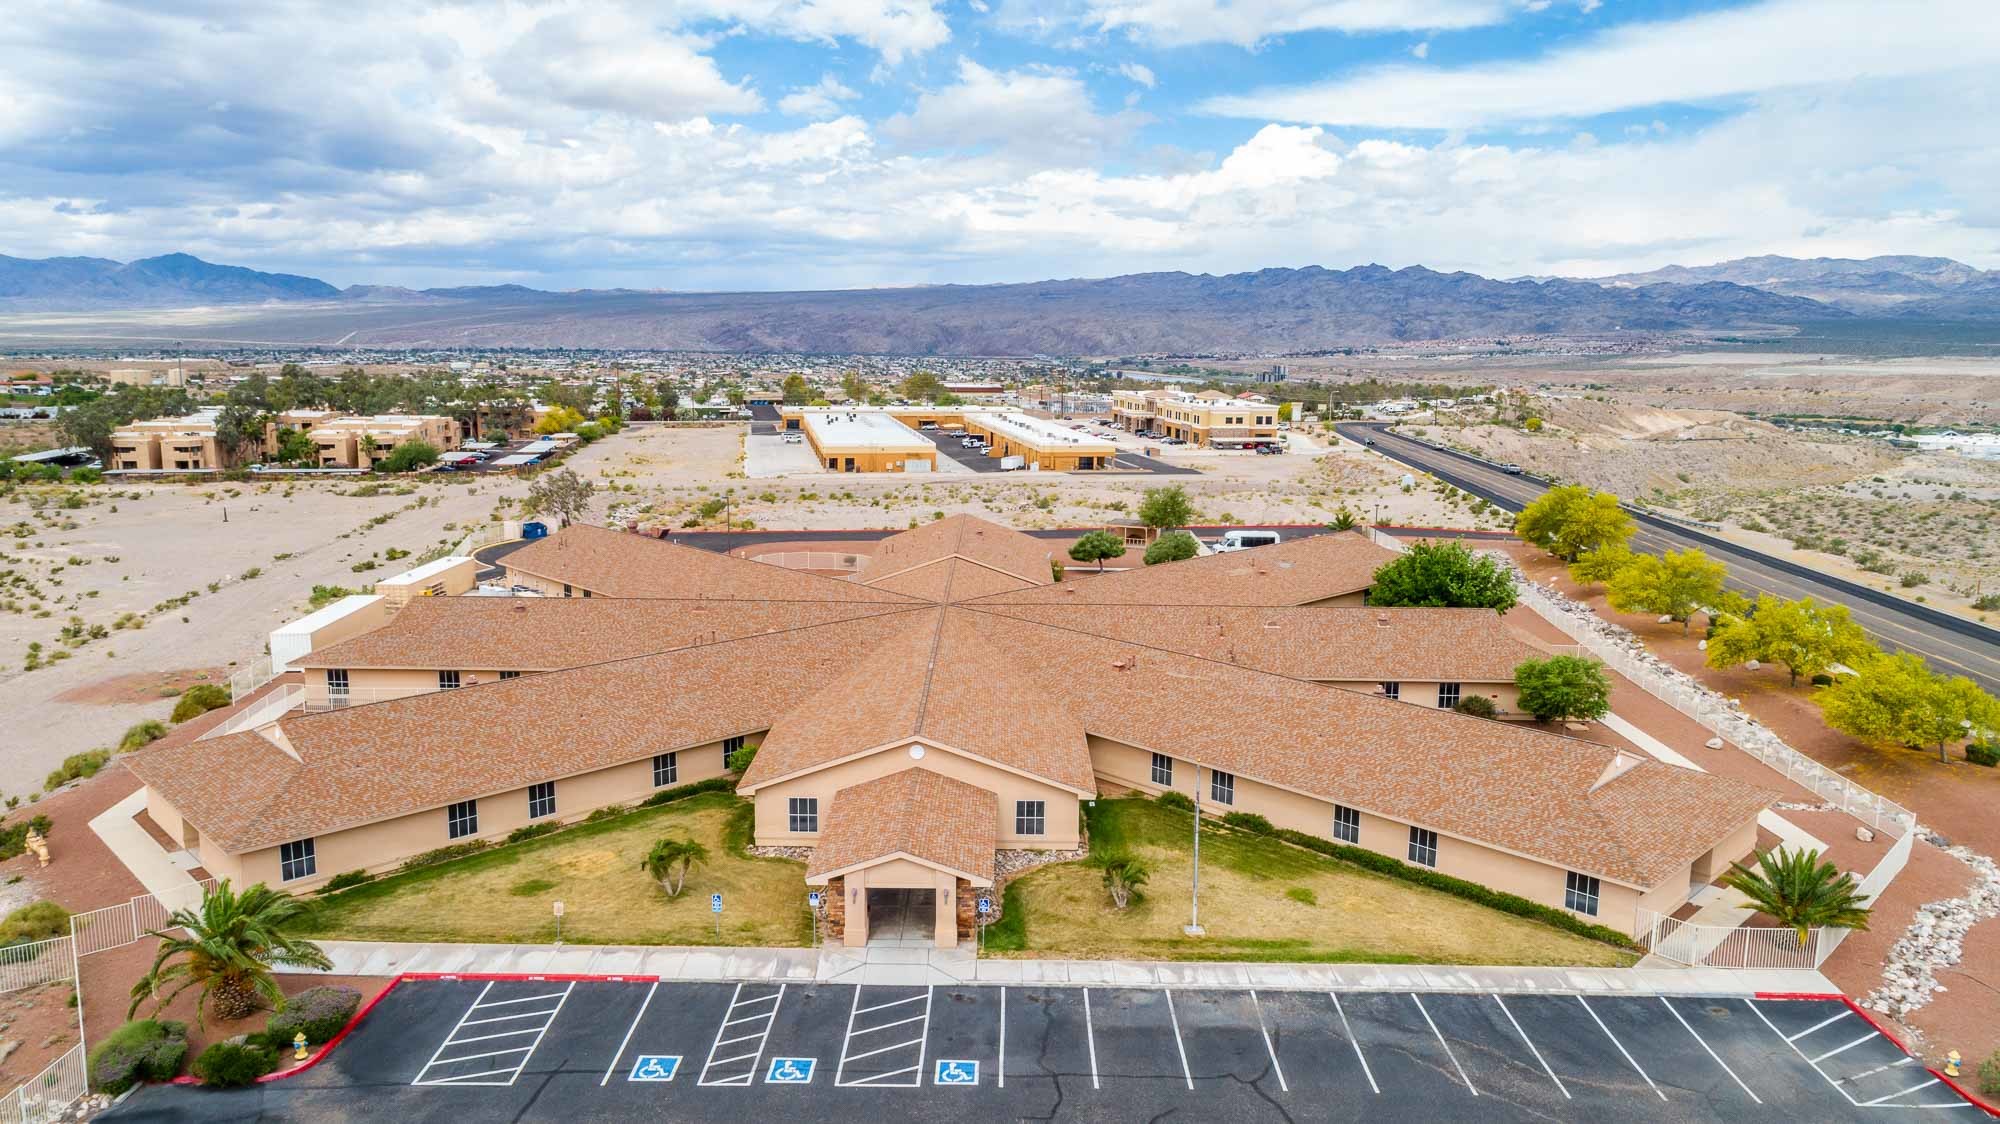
[3,0,1996,290]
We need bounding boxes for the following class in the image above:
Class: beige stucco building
[1111,389,1280,447]
[109,410,246,472]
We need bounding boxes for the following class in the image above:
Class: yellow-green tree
[534,405,585,435]
[1605,548,1729,634]
[1705,595,1876,687]
[1567,543,1635,586]
[1513,485,1634,562]
[1817,651,2000,762]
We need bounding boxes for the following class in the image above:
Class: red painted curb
[1755,993,1999,1116]
[1752,991,1844,1001]
[1839,996,1911,1054]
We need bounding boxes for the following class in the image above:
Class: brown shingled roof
[969,530,1398,607]
[860,514,1053,594]
[804,769,997,884]
[503,523,917,602]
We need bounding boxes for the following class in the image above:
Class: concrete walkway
[286,939,1839,996]
[87,789,199,902]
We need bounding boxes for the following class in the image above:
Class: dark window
[788,797,818,833]
[1380,681,1400,701]
[724,735,747,754]
[1210,770,1235,806]
[446,800,478,840]
[528,781,556,820]
[1150,753,1173,787]
[499,670,521,680]
[279,838,316,882]
[562,583,573,597]
[1565,871,1601,917]
[582,589,592,598]
[438,670,461,690]
[1015,800,1046,835]
[1408,827,1438,867]
[1333,805,1361,844]
[1436,682,1461,709]
[326,668,349,697]
[653,752,678,787]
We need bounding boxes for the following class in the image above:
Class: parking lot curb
[1753,991,2000,1118]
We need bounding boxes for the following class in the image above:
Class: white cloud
[1202,0,2000,127]
[1409,40,1428,59]
[779,73,861,118]
[882,58,1144,165]
[1002,0,1513,49]
[1117,61,1157,87]
[687,0,950,63]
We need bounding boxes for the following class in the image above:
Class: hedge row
[88,1020,188,1094]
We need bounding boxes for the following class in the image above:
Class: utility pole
[1185,764,1205,937]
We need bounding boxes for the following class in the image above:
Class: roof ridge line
[911,588,952,732]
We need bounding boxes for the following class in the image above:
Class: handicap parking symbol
[627,1054,682,1082]
[934,1059,978,1086]
[765,1057,816,1084]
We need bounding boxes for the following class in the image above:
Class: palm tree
[641,837,709,898]
[1722,847,1873,945]
[1328,508,1360,532]
[1097,855,1151,910]
[128,881,331,1026]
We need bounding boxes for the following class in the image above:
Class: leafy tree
[58,385,196,458]
[1276,401,1294,422]
[526,468,596,528]
[375,440,439,473]
[1722,848,1872,945]
[898,370,943,402]
[840,371,868,402]
[1513,654,1612,723]
[270,427,316,465]
[128,881,332,1025]
[1705,595,1876,687]
[1096,854,1150,910]
[1068,530,1126,572]
[640,837,709,898]
[534,406,586,435]
[1817,651,2000,762]
[1143,530,1199,565]
[1366,540,1517,612]
[656,383,680,414]
[212,402,266,463]
[1604,548,1728,634]
[1327,508,1359,532]
[1137,484,1194,531]
[781,374,811,405]
[1513,485,1634,562]
[1566,543,1635,586]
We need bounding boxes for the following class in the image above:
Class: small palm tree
[1098,855,1151,910]
[1722,847,1873,945]
[128,880,332,1026]
[641,837,709,898]
[1328,508,1360,532]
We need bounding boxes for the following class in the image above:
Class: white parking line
[997,988,1006,1090]
[413,981,573,1087]
[1574,995,1665,1101]
[1787,1010,1851,1042]
[836,986,931,1088]
[1329,993,1378,1096]
[1810,1032,1879,1065]
[1165,991,1193,1090]
[1742,1001,1855,1107]
[1662,998,1760,1105]
[600,981,660,1087]
[856,994,926,1016]
[1083,988,1100,1090]
[1492,994,1568,1100]
[1864,1078,1943,1106]
[1410,994,1476,1097]
[699,983,785,1087]
[475,991,571,1008]
[1249,991,1287,1093]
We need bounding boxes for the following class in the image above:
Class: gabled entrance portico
[803,770,997,950]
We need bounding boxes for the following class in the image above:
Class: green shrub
[584,806,625,823]
[319,870,375,893]
[398,840,490,872]
[725,743,758,774]
[1979,1047,2000,1096]
[89,1019,189,1093]
[265,985,362,1047]
[506,822,560,844]
[374,441,440,474]
[0,816,53,862]
[1285,887,1317,906]
[45,748,110,790]
[638,776,737,808]
[1220,811,1275,835]
[1967,742,1999,768]
[169,683,231,723]
[0,900,70,945]
[119,720,169,750]
[192,1041,277,1087]
[1453,695,1498,718]
[1809,673,1835,688]
[70,467,103,484]
[307,584,360,610]
[1154,790,1194,812]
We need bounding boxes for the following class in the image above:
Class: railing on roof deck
[0,1043,86,1124]
[228,654,277,701]
[198,684,303,740]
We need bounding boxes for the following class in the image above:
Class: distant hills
[2,249,1996,353]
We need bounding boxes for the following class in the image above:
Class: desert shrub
[192,1041,277,1087]
[1153,790,1194,812]
[1453,695,1499,719]
[1220,811,1275,835]
[374,441,440,474]
[318,870,374,893]
[1974,594,2000,612]
[45,749,110,790]
[119,720,169,750]
[1899,571,1929,588]
[169,683,231,723]
[265,985,363,1047]
[398,840,490,872]
[1979,1048,2000,1096]
[0,816,53,862]
[0,900,69,946]
[1968,742,1999,768]
[89,1019,189,1093]
[70,467,103,484]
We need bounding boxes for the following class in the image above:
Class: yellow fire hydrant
[293,1032,309,1062]
[1944,1050,1961,1078]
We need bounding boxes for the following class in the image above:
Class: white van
[1213,529,1281,553]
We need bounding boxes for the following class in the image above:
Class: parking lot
[106,978,1973,1121]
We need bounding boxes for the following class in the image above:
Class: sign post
[808,891,823,950]
[711,892,723,941]
[553,900,565,946]
[976,895,993,956]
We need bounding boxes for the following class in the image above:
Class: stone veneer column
[823,876,845,942]
[955,878,978,941]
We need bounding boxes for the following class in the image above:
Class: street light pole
[1185,764,1205,937]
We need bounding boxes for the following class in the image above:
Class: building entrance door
[864,888,937,947]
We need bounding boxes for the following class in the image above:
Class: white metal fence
[198,684,303,741]
[1817,828,1916,964]
[0,1045,86,1124]
[453,521,506,558]
[749,550,867,572]
[0,938,73,995]
[70,880,216,958]
[1637,908,1825,970]
[228,655,277,701]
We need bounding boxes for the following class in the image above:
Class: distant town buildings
[1110,388,1280,447]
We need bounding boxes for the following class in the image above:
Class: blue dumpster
[522,521,549,540]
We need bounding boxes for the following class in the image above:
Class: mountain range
[0,250,1993,353]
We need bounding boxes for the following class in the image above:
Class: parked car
[782,432,804,444]
[1501,463,1523,474]
[1363,437,1377,446]
[1213,529,1282,553]
[918,422,938,431]
[1255,445,1281,455]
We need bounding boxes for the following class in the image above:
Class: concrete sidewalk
[285,938,1840,996]
[88,788,200,902]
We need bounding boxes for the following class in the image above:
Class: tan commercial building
[1112,389,1280,447]
[129,517,1769,949]
[109,410,246,472]
[779,406,1115,472]
[796,410,938,473]
[302,414,460,469]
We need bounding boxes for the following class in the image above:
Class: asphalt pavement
[1339,422,2000,693]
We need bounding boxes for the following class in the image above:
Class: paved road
[1338,422,2000,693]
[106,978,1956,1121]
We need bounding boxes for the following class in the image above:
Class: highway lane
[1338,422,2000,694]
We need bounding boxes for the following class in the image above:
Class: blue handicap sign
[765,1057,816,1084]
[710,893,723,913]
[976,897,993,915]
[935,1059,978,1086]
[627,1055,681,1082]
[808,891,821,909]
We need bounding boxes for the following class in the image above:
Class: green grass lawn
[296,792,811,946]
[986,797,1637,967]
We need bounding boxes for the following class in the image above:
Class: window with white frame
[653,752,677,787]
[446,799,478,839]
[1565,871,1601,917]
[1380,681,1400,701]
[279,838,316,882]
[1333,804,1361,844]
[326,668,349,698]
[1015,800,1046,836]
[499,670,521,680]
[527,781,556,819]
[1435,682,1461,709]
[1210,770,1235,805]
[1150,752,1173,787]
[438,669,461,690]
[788,797,818,833]
[1407,826,1438,867]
